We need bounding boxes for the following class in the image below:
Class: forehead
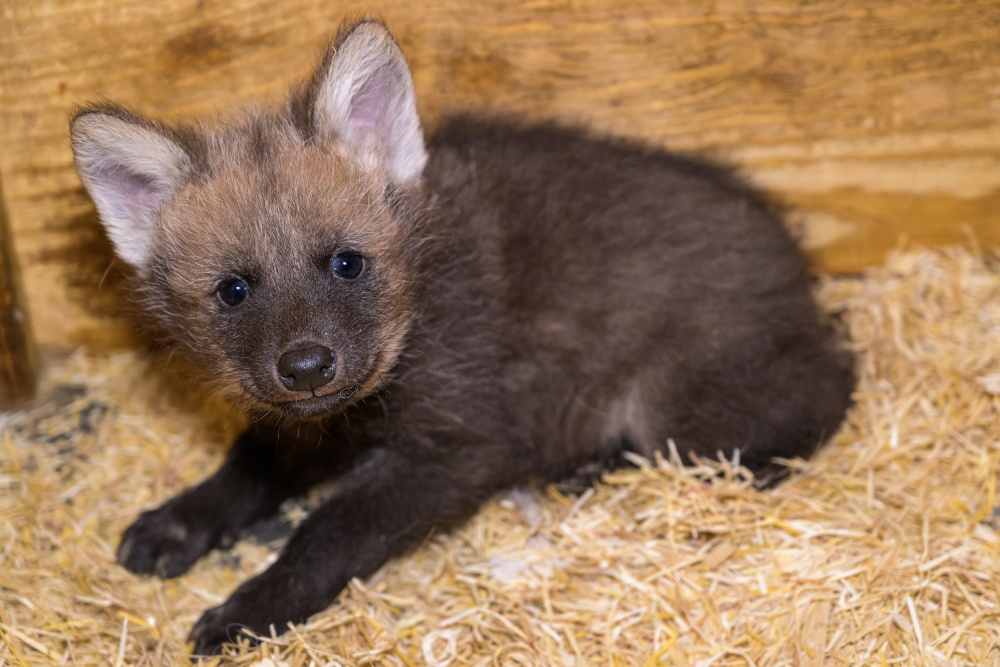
[160,115,397,273]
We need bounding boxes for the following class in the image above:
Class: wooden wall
[1,0,998,352]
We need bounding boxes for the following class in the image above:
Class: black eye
[331,253,365,280]
[217,278,250,307]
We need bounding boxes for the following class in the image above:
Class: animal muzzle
[277,344,336,392]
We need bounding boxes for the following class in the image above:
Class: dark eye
[217,278,250,307]
[331,253,365,280]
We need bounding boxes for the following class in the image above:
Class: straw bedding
[2,246,999,666]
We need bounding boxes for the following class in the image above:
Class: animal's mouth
[265,383,363,418]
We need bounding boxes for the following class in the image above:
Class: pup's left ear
[309,20,427,186]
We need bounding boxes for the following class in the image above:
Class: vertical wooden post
[0,178,37,409]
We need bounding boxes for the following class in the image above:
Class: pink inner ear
[348,67,394,139]
[101,166,161,219]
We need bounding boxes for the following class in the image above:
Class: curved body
[70,20,853,655]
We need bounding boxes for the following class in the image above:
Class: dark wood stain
[0,178,37,408]
[164,23,239,69]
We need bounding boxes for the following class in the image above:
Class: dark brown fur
[70,19,853,655]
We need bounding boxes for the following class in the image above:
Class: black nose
[277,344,335,392]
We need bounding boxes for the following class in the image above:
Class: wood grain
[1,0,998,351]
[0,177,37,408]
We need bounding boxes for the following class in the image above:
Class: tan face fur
[161,121,421,416]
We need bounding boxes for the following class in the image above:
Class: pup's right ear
[70,108,199,271]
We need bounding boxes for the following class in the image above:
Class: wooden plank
[1,0,998,351]
[0,177,37,408]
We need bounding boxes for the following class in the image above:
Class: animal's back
[424,117,854,477]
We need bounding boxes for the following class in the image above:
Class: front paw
[188,600,263,657]
[189,585,293,656]
[117,502,232,578]
[188,565,335,656]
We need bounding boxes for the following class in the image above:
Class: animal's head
[71,20,426,419]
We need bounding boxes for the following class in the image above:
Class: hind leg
[659,335,854,484]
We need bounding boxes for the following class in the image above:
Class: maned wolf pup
[71,18,854,655]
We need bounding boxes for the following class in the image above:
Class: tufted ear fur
[71,108,199,271]
[309,20,427,186]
